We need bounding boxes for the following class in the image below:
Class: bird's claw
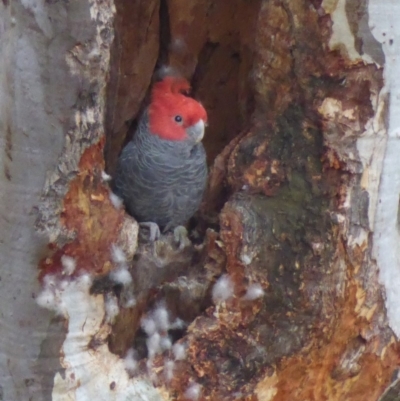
[139,222,161,242]
[173,226,191,250]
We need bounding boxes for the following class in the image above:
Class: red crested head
[148,76,208,142]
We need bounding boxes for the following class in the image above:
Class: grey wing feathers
[113,129,208,230]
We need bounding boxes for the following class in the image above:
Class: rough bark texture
[2,0,400,401]
[104,0,160,175]
[105,1,400,400]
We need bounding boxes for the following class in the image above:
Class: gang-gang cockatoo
[113,76,208,242]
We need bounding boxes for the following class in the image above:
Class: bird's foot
[139,222,161,242]
[173,225,191,250]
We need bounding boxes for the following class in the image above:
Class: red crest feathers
[148,76,207,141]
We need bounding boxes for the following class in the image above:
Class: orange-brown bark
[40,139,128,279]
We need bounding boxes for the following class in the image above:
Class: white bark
[0,2,71,400]
[369,0,400,338]
[324,0,400,339]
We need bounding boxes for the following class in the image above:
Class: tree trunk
[1,0,399,400]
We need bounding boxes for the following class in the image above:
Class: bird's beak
[188,119,205,143]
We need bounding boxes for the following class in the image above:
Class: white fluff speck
[111,244,126,264]
[158,65,178,79]
[172,343,186,361]
[243,283,264,301]
[160,336,172,351]
[141,316,157,336]
[36,289,56,310]
[43,274,57,288]
[240,253,253,265]
[212,274,234,304]
[184,383,201,400]
[77,273,92,288]
[153,305,169,332]
[101,171,112,181]
[59,279,69,291]
[37,275,60,312]
[170,38,186,53]
[37,271,92,317]
[164,359,175,382]
[146,359,153,371]
[170,317,185,330]
[109,192,123,209]
[110,267,132,286]
[61,255,76,275]
[124,349,138,373]
[105,294,119,322]
[124,297,136,308]
[147,333,161,359]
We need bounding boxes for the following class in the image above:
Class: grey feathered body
[114,112,208,231]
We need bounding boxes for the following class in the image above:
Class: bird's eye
[174,115,183,123]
